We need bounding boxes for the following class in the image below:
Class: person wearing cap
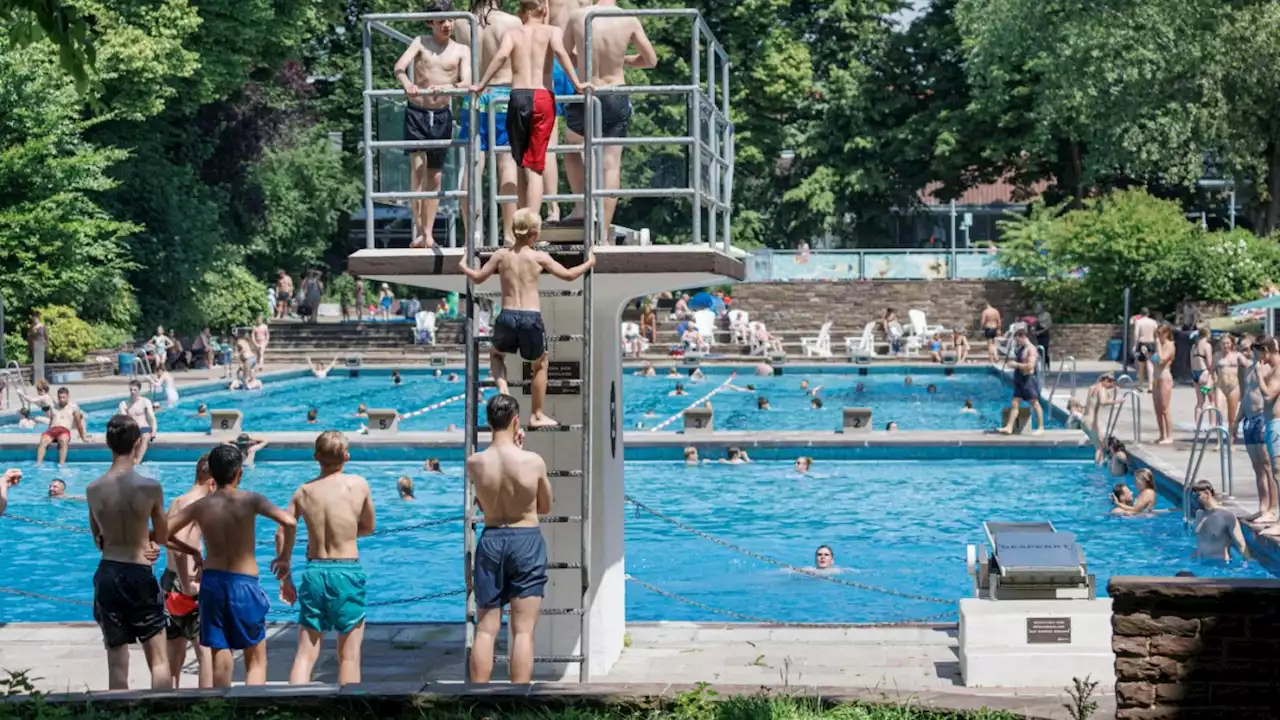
[1083,373,1118,462]
[1190,480,1251,563]
[222,433,269,469]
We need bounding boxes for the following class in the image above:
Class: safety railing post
[720,53,731,253]
[362,21,376,248]
[690,22,702,246]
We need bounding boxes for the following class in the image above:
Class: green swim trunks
[297,559,367,633]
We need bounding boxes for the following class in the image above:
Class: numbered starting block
[942,350,958,365]
[346,355,362,378]
[682,354,703,366]
[209,409,243,436]
[430,354,447,368]
[852,350,873,365]
[769,353,787,369]
[365,408,400,435]
[683,406,714,433]
[1001,406,1031,434]
[839,407,873,433]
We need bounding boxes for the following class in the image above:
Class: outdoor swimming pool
[0,456,1267,625]
[0,366,1063,434]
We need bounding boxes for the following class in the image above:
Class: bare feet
[1259,523,1280,537]
[1030,428,1044,436]
[1253,512,1279,525]
[1157,438,1174,445]
[529,412,560,428]
[998,426,1014,435]
[1244,510,1263,521]
[410,235,434,249]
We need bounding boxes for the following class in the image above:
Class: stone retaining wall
[1110,576,1280,719]
[1051,324,1121,362]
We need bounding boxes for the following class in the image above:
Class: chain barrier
[625,496,954,606]
[0,586,93,606]
[625,575,956,627]
[2,514,91,535]
[370,514,465,536]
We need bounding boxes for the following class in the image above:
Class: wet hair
[746,384,755,391]
[428,457,441,471]
[57,387,69,397]
[756,396,769,409]
[195,453,212,483]
[512,207,542,240]
[208,444,244,488]
[1191,479,1215,497]
[811,397,823,409]
[797,456,812,469]
[927,384,937,393]
[815,544,832,559]
[307,408,318,422]
[398,476,415,499]
[855,382,864,393]
[885,422,897,430]
[19,407,29,419]
[1111,483,1128,501]
[486,393,520,431]
[315,430,349,465]
[197,402,208,413]
[683,446,697,457]
[1134,468,1154,490]
[726,447,740,459]
[105,414,141,456]
[129,380,142,391]
[675,382,684,392]
[964,399,973,409]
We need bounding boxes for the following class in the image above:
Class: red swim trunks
[42,426,70,442]
[506,88,556,173]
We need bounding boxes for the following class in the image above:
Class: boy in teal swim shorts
[277,431,376,685]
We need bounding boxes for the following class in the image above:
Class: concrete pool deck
[0,621,1112,718]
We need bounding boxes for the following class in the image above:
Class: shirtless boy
[394,1,471,248]
[467,394,552,683]
[562,0,656,240]
[86,415,198,690]
[1253,337,1280,532]
[119,380,158,463]
[980,301,1001,363]
[163,454,215,688]
[1239,337,1276,524]
[1132,309,1158,391]
[276,431,376,685]
[998,329,1043,435]
[1082,373,1117,462]
[545,0,591,216]
[459,209,595,426]
[456,0,522,244]
[472,0,589,217]
[276,270,294,320]
[36,388,88,466]
[168,444,296,687]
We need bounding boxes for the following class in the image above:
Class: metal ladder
[2,360,24,409]
[1046,355,1077,402]
[1182,406,1233,523]
[1104,384,1144,444]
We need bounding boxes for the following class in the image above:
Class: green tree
[196,263,271,333]
[38,305,99,363]
[1,0,95,90]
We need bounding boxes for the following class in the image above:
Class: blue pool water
[0,458,1267,624]
[0,367,1061,434]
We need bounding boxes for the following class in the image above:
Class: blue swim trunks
[553,58,575,117]
[1266,419,1280,460]
[458,87,511,152]
[297,559,367,634]
[198,569,269,651]
[474,526,547,609]
[1243,414,1266,447]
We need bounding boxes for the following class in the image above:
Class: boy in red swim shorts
[473,0,588,225]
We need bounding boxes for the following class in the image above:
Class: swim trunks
[473,526,548,609]
[566,93,632,139]
[458,88,511,152]
[138,426,152,435]
[553,57,575,116]
[277,291,291,305]
[42,426,70,442]
[160,568,200,642]
[1267,420,1280,461]
[297,559,367,634]
[507,89,556,172]
[1135,342,1156,362]
[1013,373,1041,402]
[984,327,998,340]
[93,560,166,648]
[492,309,547,361]
[1242,414,1266,447]
[198,569,269,651]
[404,105,453,169]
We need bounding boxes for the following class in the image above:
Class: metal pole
[362,21,376,248]
[690,24,702,246]
[487,102,499,246]
[720,54,731,252]
[949,200,957,279]
[1230,189,1236,230]
[1122,287,1131,375]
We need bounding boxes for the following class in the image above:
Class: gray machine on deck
[966,521,1096,600]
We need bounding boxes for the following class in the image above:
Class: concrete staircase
[262,321,466,364]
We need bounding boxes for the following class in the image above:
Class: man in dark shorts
[980,300,1001,363]
[394,2,470,248]
[998,329,1044,435]
[473,0,588,217]
[466,394,552,683]
[562,0,656,240]
[162,453,216,687]
[86,415,200,689]
[459,209,595,427]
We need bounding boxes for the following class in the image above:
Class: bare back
[566,11,640,85]
[468,444,551,527]
[459,10,522,86]
[548,0,590,30]
[508,24,565,91]
[166,489,206,594]
[291,473,374,560]
[1135,317,1158,343]
[981,307,1000,328]
[493,246,554,311]
[186,489,270,576]
[87,470,164,565]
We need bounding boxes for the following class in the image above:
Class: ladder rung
[548,470,584,478]
[477,379,583,389]
[493,655,584,664]
[547,562,583,570]
[477,424,583,432]
[474,289,583,297]
[474,333,584,343]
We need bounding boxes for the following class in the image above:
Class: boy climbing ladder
[459,209,594,426]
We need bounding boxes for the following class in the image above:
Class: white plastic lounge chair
[908,309,947,337]
[693,309,717,350]
[621,321,648,356]
[728,309,751,345]
[802,320,834,357]
[414,311,436,345]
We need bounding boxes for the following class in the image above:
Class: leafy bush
[2,332,27,364]
[195,264,270,333]
[998,189,1280,322]
[37,305,98,363]
[91,323,135,351]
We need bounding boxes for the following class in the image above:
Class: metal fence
[747,248,1007,282]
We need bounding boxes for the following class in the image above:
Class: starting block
[839,407,873,433]
[365,409,400,434]
[210,409,243,436]
[683,407,714,432]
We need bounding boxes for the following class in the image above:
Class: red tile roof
[918,177,1052,206]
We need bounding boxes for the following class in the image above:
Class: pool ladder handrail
[1,360,24,410]
[1182,406,1233,523]
[1047,356,1077,402]
[131,346,155,379]
[1104,387,1143,444]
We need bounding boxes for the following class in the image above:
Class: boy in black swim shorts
[459,209,594,428]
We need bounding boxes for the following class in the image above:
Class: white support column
[586,299,625,678]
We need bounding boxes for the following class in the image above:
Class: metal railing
[1,360,23,409]
[1183,406,1232,523]
[1047,355,1077,401]
[749,248,1005,282]
[1104,388,1143,444]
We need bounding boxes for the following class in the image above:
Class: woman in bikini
[1217,334,1242,443]
[1190,325,1217,423]
[1153,325,1176,444]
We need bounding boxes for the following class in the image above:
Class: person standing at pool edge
[468,394,552,683]
[277,431,376,685]
[163,454,216,688]
[459,209,595,427]
[1238,336,1276,525]
[999,329,1043,435]
[168,444,297,688]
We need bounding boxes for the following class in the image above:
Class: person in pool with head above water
[1111,468,1159,516]
[471,0,590,222]
[1191,480,1251,563]
[223,433,269,469]
[398,476,416,500]
[459,209,594,427]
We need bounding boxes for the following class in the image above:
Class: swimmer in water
[961,399,977,414]
[904,376,913,387]
[757,396,770,410]
[634,362,656,377]
[356,403,368,418]
[1191,480,1250,563]
[306,408,318,425]
[195,403,208,418]
[690,367,705,380]
[719,447,751,464]
[447,373,459,383]
[224,433,269,469]
[886,421,899,431]
[926,384,937,394]
[397,476,416,501]
[755,362,773,376]
[667,367,680,377]
[683,446,700,466]
[669,382,687,397]
[810,397,823,409]
[814,544,834,571]
[307,356,339,379]
[392,369,402,385]
[1112,468,1158,515]
[425,458,443,473]
[855,382,865,394]
[1067,398,1085,428]
[0,468,19,515]
[795,456,812,473]
[1104,437,1129,476]
[17,407,40,429]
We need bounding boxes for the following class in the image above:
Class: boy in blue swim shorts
[169,444,297,687]
[277,431,377,685]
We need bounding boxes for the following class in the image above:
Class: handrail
[1104,388,1143,444]
[1183,406,1232,523]
[1047,355,1077,401]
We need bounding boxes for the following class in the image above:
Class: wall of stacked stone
[1051,324,1121,361]
[1110,576,1280,719]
